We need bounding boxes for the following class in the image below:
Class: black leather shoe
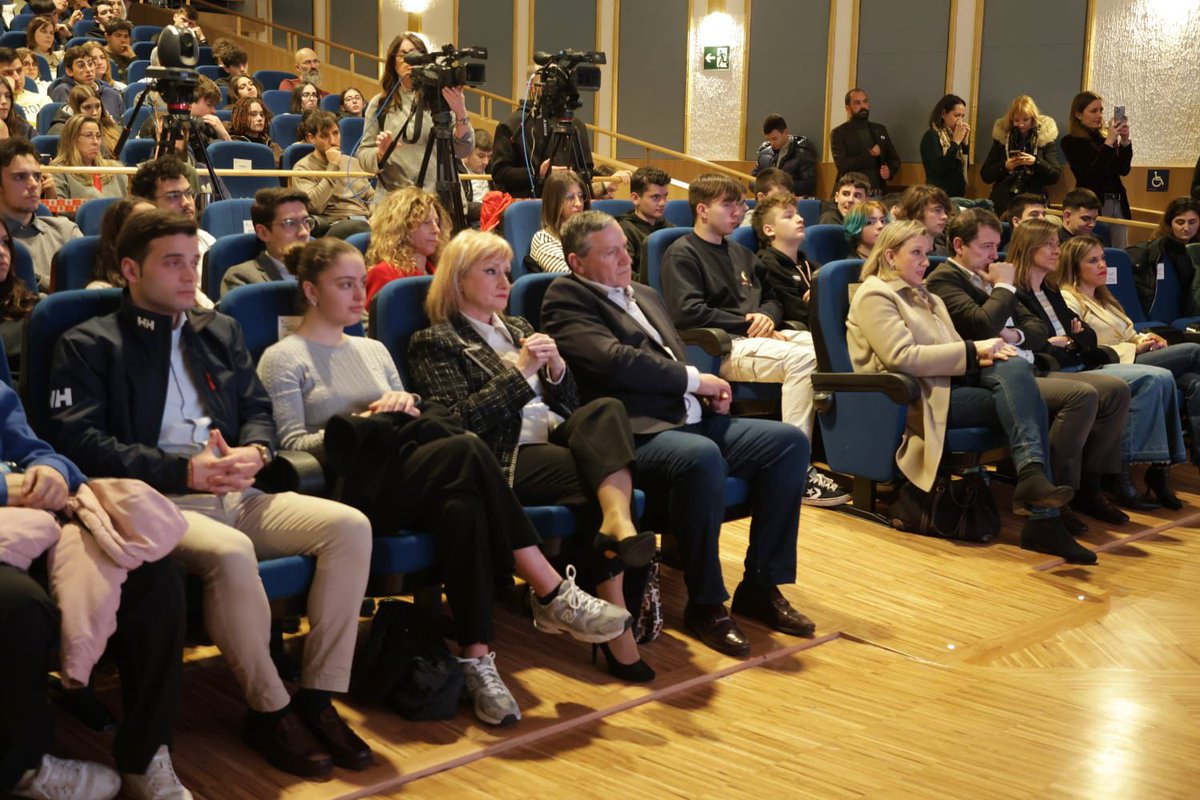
[297,703,374,771]
[1070,492,1129,525]
[731,583,817,638]
[1143,465,1183,510]
[684,602,751,657]
[243,709,333,779]
[1102,471,1159,511]
[1057,504,1090,536]
[1020,518,1098,565]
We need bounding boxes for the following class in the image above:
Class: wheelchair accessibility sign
[1147,169,1169,192]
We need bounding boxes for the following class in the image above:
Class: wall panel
[616,0,687,159]
[459,0,517,119]
[534,0,599,124]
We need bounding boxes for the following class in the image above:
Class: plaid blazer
[407,313,579,485]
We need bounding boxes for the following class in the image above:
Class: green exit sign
[703,46,730,70]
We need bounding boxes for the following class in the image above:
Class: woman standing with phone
[979,95,1062,207]
[1062,92,1133,248]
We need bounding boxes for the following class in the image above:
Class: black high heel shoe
[592,642,656,683]
[594,531,657,568]
[1143,464,1183,510]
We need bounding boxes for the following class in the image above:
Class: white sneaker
[121,746,193,800]
[11,754,120,800]
[530,564,632,643]
[458,652,521,727]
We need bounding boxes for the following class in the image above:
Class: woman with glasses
[48,85,121,156]
[337,87,364,119]
[289,81,320,116]
[228,96,282,163]
[49,114,127,200]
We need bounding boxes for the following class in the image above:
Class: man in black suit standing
[541,210,815,658]
[830,88,901,195]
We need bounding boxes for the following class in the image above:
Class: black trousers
[388,433,541,646]
[512,398,638,580]
[0,558,184,790]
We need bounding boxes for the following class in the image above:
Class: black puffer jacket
[978,115,1061,207]
[752,134,819,197]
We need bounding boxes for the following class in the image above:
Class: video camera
[144,24,202,114]
[404,44,488,108]
[533,49,604,119]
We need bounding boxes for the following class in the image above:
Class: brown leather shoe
[243,709,333,779]
[731,583,816,638]
[298,703,374,771]
[684,602,751,657]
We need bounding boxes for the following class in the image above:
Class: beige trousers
[720,329,817,437]
[171,490,372,712]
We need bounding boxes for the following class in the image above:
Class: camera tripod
[414,106,469,233]
[536,110,594,199]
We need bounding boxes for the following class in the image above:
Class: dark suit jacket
[542,275,694,435]
[830,119,901,192]
[220,252,282,298]
[406,313,578,484]
[924,261,1049,350]
[1014,284,1117,370]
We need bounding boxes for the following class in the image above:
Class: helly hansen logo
[137,316,155,331]
[50,388,72,408]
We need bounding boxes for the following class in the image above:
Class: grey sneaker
[121,746,193,800]
[458,652,521,727]
[803,466,851,507]
[11,754,121,800]
[530,564,632,643]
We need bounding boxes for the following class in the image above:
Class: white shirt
[462,313,566,446]
[580,277,703,424]
[157,314,212,457]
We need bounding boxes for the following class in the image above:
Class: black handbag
[621,553,664,644]
[888,470,1000,543]
[351,600,465,721]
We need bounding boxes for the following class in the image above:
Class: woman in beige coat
[846,220,1093,562]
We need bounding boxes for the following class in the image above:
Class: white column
[594,0,617,158]
[824,0,856,161]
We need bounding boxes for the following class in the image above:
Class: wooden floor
[46,467,1200,799]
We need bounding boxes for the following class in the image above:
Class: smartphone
[1114,105,1126,122]
[39,154,50,166]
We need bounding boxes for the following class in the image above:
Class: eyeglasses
[157,189,195,203]
[274,216,317,232]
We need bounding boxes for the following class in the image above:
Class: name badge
[1157,262,1166,281]
[1106,267,1118,285]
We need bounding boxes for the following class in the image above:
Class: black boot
[1012,462,1074,508]
[1020,517,1098,565]
[1101,465,1159,511]
[1142,464,1183,510]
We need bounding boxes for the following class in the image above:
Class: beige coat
[1061,287,1147,363]
[846,275,971,490]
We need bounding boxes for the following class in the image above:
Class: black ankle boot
[1102,466,1159,511]
[1012,463,1074,508]
[1020,517,1097,565]
[1143,464,1183,510]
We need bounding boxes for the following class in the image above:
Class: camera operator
[490,66,592,200]
[357,33,475,199]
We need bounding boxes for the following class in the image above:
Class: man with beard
[830,88,900,196]
[280,47,330,96]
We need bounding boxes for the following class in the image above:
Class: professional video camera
[404,44,488,108]
[533,49,604,120]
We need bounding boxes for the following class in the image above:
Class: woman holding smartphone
[1061,92,1133,248]
[979,95,1061,208]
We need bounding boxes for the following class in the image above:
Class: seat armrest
[678,327,733,356]
[781,319,808,332]
[256,449,327,496]
[810,371,920,404]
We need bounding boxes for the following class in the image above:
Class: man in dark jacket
[489,93,595,199]
[830,88,900,195]
[752,114,818,198]
[220,187,313,297]
[541,209,814,659]
[46,211,375,782]
[617,166,673,280]
[660,174,848,507]
[751,192,818,328]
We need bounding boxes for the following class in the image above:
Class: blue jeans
[1100,363,1186,463]
[1137,342,1200,462]
[634,416,809,604]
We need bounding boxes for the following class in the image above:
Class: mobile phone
[39,154,50,166]
[1114,105,1126,122]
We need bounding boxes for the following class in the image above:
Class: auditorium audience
[212,41,253,95]
[0,76,33,142]
[293,110,374,239]
[752,113,818,198]
[221,188,313,297]
[289,81,320,115]
[1062,91,1132,248]
[919,93,970,198]
[88,196,155,289]
[830,88,899,195]
[1004,193,1049,228]
[1059,188,1103,244]
[660,173,848,506]
[818,171,869,225]
[48,210,376,781]
[1012,218,1185,512]
[845,219,1090,563]
[49,45,123,120]
[1059,235,1200,482]
[49,85,121,156]
[979,95,1061,209]
[0,218,36,371]
[543,210,816,656]
[617,166,673,279]
[407,229,654,681]
[0,138,81,290]
[279,47,326,94]
[50,113,128,200]
[229,74,259,101]
[17,49,50,97]
[459,127,492,222]
[131,157,215,260]
[753,192,818,328]
[892,184,952,256]
[228,96,282,163]
[27,17,63,74]
[0,48,49,120]
[1130,197,1200,318]
[926,208,1127,530]
[85,41,125,93]
[359,33,474,197]
[257,237,633,725]
[337,87,365,119]
[364,187,448,304]
[529,170,588,274]
[844,199,889,260]
[749,168,794,206]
